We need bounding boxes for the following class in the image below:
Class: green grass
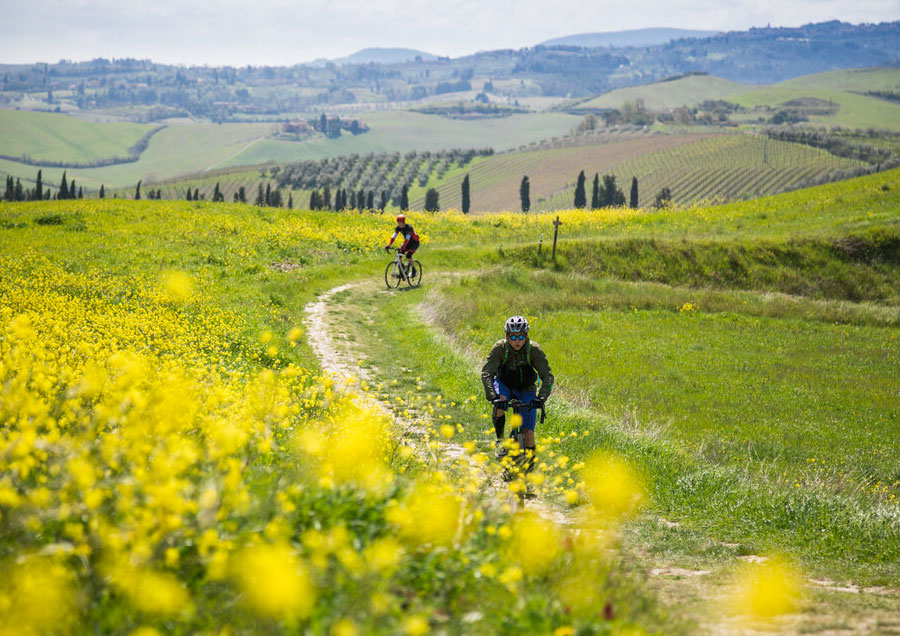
[0,109,154,163]
[4,168,900,632]
[576,74,755,110]
[725,68,900,130]
[332,170,900,584]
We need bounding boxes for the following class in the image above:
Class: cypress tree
[288,192,293,209]
[602,174,618,207]
[380,190,388,212]
[187,188,193,201]
[358,189,364,210]
[630,176,639,208]
[59,172,69,200]
[366,190,374,211]
[424,188,439,212]
[69,179,77,199]
[323,186,331,210]
[270,189,283,207]
[310,191,320,210]
[99,184,105,199]
[400,184,409,211]
[264,183,271,206]
[573,170,586,208]
[194,188,200,201]
[349,190,357,210]
[520,176,530,213]
[590,173,600,209]
[14,178,23,201]
[255,184,265,206]
[238,186,246,203]
[78,187,83,199]
[134,180,141,200]
[461,173,470,214]
[212,182,223,202]
[4,176,13,201]
[35,170,43,201]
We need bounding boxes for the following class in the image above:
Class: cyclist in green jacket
[481,316,554,464]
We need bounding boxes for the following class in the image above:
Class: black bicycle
[493,397,546,491]
[384,247,422,289]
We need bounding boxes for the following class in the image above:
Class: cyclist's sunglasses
[507,333,527,341]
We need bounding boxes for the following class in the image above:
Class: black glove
[384,245,391,252]
[529,397,546,410]
[492,397,509,410]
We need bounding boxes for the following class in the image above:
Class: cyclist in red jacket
[384,214,420,276]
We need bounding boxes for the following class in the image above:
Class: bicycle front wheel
[384,261,402,288]
[407,260,422,287]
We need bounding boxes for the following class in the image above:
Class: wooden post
[552,216,562,261]
[538,233,543,256]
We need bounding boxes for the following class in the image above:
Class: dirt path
[303,279,900,635]
[302,280,571,523]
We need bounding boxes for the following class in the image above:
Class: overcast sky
[1,0,898,66]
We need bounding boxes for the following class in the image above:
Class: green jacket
[481,339,554,401]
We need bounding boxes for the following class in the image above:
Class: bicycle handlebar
[494,397,546,424]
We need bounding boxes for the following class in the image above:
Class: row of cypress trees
[2,170,102,201]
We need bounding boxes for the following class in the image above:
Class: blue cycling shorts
[493,378,538,431]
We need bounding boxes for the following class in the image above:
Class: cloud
[1,0,897,65]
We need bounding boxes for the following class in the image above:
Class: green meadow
[1,134,899,632]
[0,109,154,163]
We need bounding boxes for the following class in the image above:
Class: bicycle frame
[384,247,421,289]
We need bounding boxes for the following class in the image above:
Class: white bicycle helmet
[504,315,529,334]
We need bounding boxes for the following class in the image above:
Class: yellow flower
[581,451,645,523]
[402,614,430,636]
[0,556,77,636]
[230,542,315,620]
[105,563,194,617]
[387,480,462,548]
[161,270,194,303]
[727,559,803,621]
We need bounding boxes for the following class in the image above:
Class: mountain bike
[494,397,546,501]
[384,247,422,289]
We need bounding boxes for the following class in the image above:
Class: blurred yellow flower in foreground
[230,542,315,620]
[0,556,77,636]
[105,562,194,617]
[726,558,803,622]
[581,451,645,523]
[387,479,463,548]
[504,512,561,575]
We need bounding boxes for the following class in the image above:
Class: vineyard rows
[142,133,865,213]
[532,134,864,210]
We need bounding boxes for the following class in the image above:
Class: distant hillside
[335,48,438,65]
[1,21,897,120]
[539,28,720,48]
[574,74,753,111]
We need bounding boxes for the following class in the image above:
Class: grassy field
[575,74,754,111]
[0,109,154,163]
[0,110,581,191]
[2,169,899,633]
[725,68,900,130]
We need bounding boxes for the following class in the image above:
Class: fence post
[538,233,543,257]
[552,216,562,262]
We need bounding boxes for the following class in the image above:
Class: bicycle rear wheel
[407,260,422,287]
[384,261,402,288]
